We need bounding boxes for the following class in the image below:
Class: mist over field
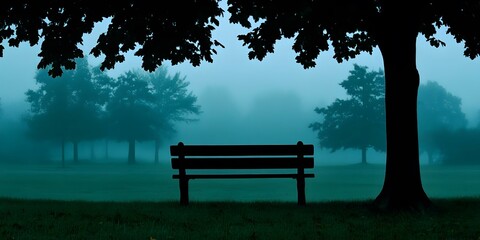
[1,5,480,204]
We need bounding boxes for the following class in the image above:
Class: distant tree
[417,81,467,164]
[310,64,385,164]
[106,68,200,164]
[91,65,115,160]
[66,58,106,162]
[434,128,480,165]
[106,70,156,164]
[25,67,69,166]
[25,57,104,166]
[146,67,201,163]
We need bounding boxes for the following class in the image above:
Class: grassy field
[1,197,480,239]
[1,162,480,239]
[1,162,480,202]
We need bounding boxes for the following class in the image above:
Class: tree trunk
[361,147,367,165]
[128,138,136,164]
[373,5,431,211]
[73,141,79,163]
[154,138,160,164]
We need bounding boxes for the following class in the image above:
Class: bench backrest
[171,141,314,170]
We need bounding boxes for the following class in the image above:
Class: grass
[2,162,480,202]
[1,162,480,239]
[1,197,480,240]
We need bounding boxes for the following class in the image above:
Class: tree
[310,64,385,165]
[90,65,116,160]
[106,70,156,164]
[3,1,480,210]
[226,1,480,211]
[106,68,201,164]
[146,67,201,163]
[417,81,467,164]
[66,58,106,162]
[25,57,104,165]
[433,128,480,165]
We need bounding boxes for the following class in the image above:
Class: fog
[1,7,480,202]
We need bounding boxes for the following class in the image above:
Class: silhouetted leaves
[1,1,224,77]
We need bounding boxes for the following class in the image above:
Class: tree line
[7,61,480,166]
[310,64,476,165]
[23,57,200,166]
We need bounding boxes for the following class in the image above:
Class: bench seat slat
[173,173,315,179]
[170,144,314,156]
[171,157,314,169]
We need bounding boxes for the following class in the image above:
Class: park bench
[170,141,315,206]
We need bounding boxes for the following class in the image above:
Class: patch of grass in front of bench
[1,197,480,239]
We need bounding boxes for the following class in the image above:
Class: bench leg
[297,176,306,206]
[179,178,189,205]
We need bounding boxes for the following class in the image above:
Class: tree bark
[128,138,136,164]
[373,5,432,211]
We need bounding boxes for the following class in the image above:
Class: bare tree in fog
[418,81,467,164]
[310,64,386,165]
[25,57,104,166]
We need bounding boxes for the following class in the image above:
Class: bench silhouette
[170,141,315,205]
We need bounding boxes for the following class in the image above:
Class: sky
[1,11,480,119]
[1,6,480,154]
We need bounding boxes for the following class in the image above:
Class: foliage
[25,57,104,144]
[146,67,201,140]
[417,81,467,163]
[433,128,480,165]
[0,1,224,77]
[227,2,480,66]
[105,67,200,163]
[310,64,385,163]
[2,2,479,75]
[107,70,156,142]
